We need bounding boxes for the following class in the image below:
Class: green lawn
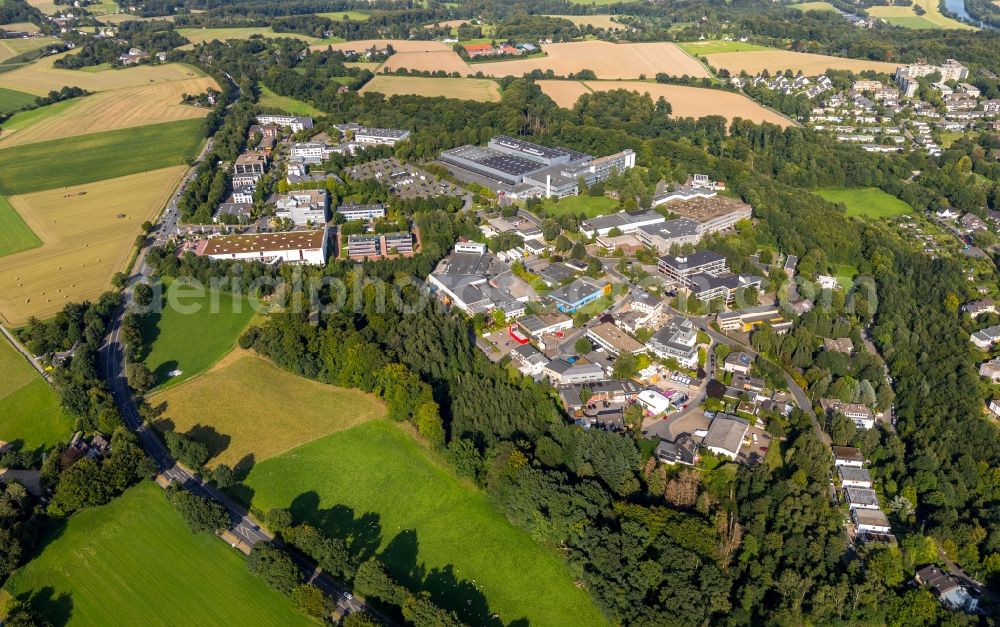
[815,187,913,218]
[4,482,311,626]
[0,97,78,134]
[540,194,619,218]
[880,15,940,28]
[677,40,773,56]
[0,85,34,114]
[140,281,257,389]
[0,118,205,195]
[835,263,858,290]
[0,337,72,452]
[310,35,346,46]
[244,420,609,627]
[316,10,370,20]
[257,83,324,116]
[0,195,40,257]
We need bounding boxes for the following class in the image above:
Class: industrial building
[194,228,329,265]
[579,210,664,238]
[547,276,610,313]
[336,203,386,221]
[274,189,328,226]
[427,248,526,318]
[354,127,411,146]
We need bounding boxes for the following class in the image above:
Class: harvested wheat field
[0,22,41,33]
[99,13,175,24]
[361,75,500,101]
[704,50,899,75]
[309,38,452,53]
[150,349,386,469]
[177,27,314,49]
[379,50,472,74]
[423,19,472,28]
[0,167,185,325]
[0,78,217,147]
[0,36,58,64]
[544,14,630,29]
[0,52,207,95]
[481,41,708,79]
[344,61,381,71]
[25,0,60,14]
[539,80,793,126]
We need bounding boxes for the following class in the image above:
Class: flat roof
[659,250,726,271]
[490,135,572,161]
[838,466,872,483]
[853,508,889,526]
[588,322,644,353]
[549,276,607,306]
[201,229,326,255]
[356,127,409,139]
[845,486,879,506]
[832,445,864,462]
[703,414,749,454]
[666,194,751,222]
[639,217,700,239]
[518,312,571,334]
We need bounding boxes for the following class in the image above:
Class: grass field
[543,14,631,29]
[539,80,793,126]
[139,284,256,390]
[0,118,203,195]
[317,10,370,20]
[4,482,310,626]
[481,40,709,79]
[677,40,773,56]
[257,83,323,116]
[816,187,913,218]
[0,52,207,96]
[177,27,315,47]
[245,420,608,627]
[541,194,619,218]
[835,263,858,290]
[0,167,186,325]
[0,78,216,147]
[868,0,976,29]
[0,195,40,257]
[150,350,386,468]
[310,38,452,54]
[790,1,839,12]
[0,86,35,114]
[704,49,900,75]
[360,75,501,101]
[0,36,58,64]
[0,337,72,452]
[24,0,60,14]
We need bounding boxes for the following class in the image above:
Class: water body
[942,0,996,29]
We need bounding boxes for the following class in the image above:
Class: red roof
[464,43,493,53]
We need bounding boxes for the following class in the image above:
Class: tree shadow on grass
[186,424,231,459]
[136,310,161,363]
[152,359,179,386]
[19,586,73,626]
[288,491,382,563]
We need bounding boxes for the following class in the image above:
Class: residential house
[655,434,699,465]
[844,486,880,510]
[963,299,997,318]
[722,351,753,375]
[636,389,672,415]
[824,337,855,354]
[852,508,891,534]
[548,276,609,313]
[915,566,980,613]
[645,315,699,368]
[838,466,873,488]
[970,324,1000,349]
[820,398,875,430]
[832,445,865,468]
[980,357,1000,382]
[703,413,750,459]
[960,213,988,232]
[510,343,548,377]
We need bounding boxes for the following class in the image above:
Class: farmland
[0,36,58,64]
[244,420,608,627]
[539,80,794,127]
[481,41,709,79]
[677,40,774,56]
[150,350,386,468]
[703,49,900,75]
[258,83,323,116]
[0,78,217,147]
[543,14,631,29]
[0,167,186,325]
[317,10,370,20]
[867,0,976,29]
[540,194,619,218]
[4,482,311,626]
[815,187,914,218]
[790,1,839,12]
[0,23,40,33]
[361,75,501,101]
[24,0,60,14]
[0,86,35,114]
[0,337,72,452]
[379,50,472,74]
[177,27,314,47]
[310,38,451,53]
[0,195,40,257]
[0,52,207,96]
[0,118,204,195]
[138,284,256,389]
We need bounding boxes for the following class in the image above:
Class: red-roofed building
[464,43,496,57]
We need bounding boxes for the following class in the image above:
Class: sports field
[543,14,630,28]
[543,194,619,218]
[815,187,913,218]
[177,27,315,47]
[150,350,386,468]
[258,83,323,116]
[4,482,310,626]
[245,420,608,627]
[0,118,204,195]
[539,80,793,126]
[0,78,216,147]
[482,41,709,79]
[0,86,35,114]
[0,167,186,325]
[677,40,774,56]
[0,195,40,257]
[868,0,976,29]
[361,75,501,101]
[704,49,900,75]
[138,285,256,389]
[0,35,57,63]
[0,52,207,96]
[317,10,370,20]
[0,337,72,452]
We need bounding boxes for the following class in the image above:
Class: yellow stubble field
[309,38,453,53]
[378,50,472,74]
[0,167,186,325]
[0,77,217,147]
[360,75,501,101]
[481,41,709,79]
[0,52,207,96]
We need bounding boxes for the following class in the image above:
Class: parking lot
[348,158,465,199]
[739,424,773,464]
[477,328,525,362]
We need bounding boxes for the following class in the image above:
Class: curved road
[98,141,372,619]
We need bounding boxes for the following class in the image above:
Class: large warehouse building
[439,135,635,199]
[194,228,329,265]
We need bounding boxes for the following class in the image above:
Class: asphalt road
[98,151,372,619]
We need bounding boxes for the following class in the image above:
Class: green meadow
[0,195,40,257]
[0,337,72,451]
[540,194,619,218]
[0,85,35,114]
[815,187,913,218]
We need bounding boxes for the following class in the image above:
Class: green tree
[415,401,446,447]
[574,337,593,354]
[133,282,154,308]
[125,362,156,393]
[165,486,231,535]
[354,559,404,605]
[291,584,332,618]
[246,545,301,594]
